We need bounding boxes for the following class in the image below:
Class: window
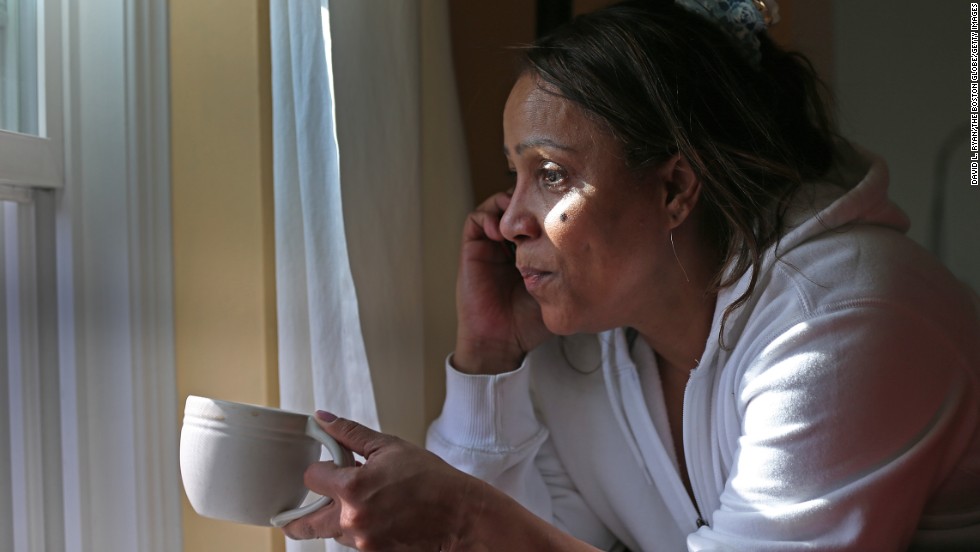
[0,0,62,196]
[0,191,60,552]
[1,0,39,135]
[3,0,178,550]
[0,0,63,549]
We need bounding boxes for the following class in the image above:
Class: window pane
[0,0,39,135]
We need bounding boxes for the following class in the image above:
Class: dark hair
[522,0,838,345]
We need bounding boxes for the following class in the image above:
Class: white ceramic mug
[179,395,354,528]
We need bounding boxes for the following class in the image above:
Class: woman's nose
[499,186,541,243]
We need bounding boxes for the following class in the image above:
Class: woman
[283,1,980,549]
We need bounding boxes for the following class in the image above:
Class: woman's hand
[453,191,551,374]
[283,413,604,552]
[281,413,480,550]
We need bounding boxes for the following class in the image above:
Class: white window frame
[1,1,66,551]
[0,0,63,192]
[1,0,180,551]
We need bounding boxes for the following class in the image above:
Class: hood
[703,145,910,361]
[778,144,910,253]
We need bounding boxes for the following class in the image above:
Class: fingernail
[315,410,337,422]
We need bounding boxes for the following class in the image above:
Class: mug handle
[269,416,356,528]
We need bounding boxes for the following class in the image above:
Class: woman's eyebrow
[504,138,577,157]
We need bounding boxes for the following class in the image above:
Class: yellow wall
[170,1,282,551]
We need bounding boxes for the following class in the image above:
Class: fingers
[302,458,348,499]
[283,460,360,545]
[279,502,358,548]
[477,189,512,215]
[281,499,340,541]
[465,210,506,243]
[284,460,361,548]
[463,191,513,243]
[314,413,390,459]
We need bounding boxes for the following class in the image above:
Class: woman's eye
[539,161,567,190]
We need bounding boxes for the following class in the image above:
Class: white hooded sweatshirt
[426,151,980,551]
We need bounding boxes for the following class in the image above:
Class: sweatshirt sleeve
[688,301,980,551]
[425,356,554,519]
[426,355,618,549]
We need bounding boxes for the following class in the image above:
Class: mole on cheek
[560,212,568,222]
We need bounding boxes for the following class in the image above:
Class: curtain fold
[272,2,376,550]
[271,0,471,549]
[269,0,380,481]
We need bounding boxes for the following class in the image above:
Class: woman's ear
[658,154,701,230]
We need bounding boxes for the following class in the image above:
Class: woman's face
[501,73,673,335]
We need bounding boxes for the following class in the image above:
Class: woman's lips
[518,267,552,292]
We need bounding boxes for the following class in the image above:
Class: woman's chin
[542,310,591,337]
[542,309,618,337]
[541,312,575,336]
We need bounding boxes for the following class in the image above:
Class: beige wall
[170,1,282,551]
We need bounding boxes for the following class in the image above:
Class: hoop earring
[670,232,691,284]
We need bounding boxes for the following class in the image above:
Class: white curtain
[271,0,379,432]
[271,0,471,550]
[272,3,377,550]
